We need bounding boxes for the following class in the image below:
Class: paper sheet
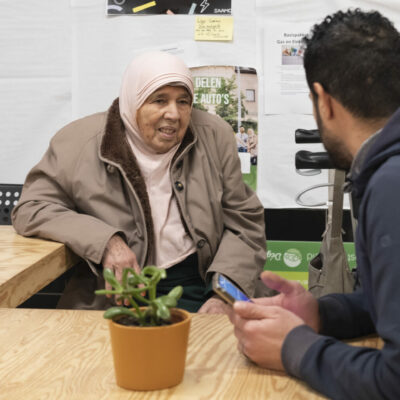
[263,20,312,115]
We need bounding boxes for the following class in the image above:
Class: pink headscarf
[119,51,194,151]
[119,52,196,269]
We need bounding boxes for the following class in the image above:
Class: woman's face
[136,85,192,153]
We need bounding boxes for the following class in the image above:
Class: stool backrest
[0,184,23,225]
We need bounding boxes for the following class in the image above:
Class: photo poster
[190,66,258,191]
[107,0,232,15]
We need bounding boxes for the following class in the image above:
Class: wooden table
[0,226,79,307]
[0,309,383,399]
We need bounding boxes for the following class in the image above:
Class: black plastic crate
[0,184,23,225]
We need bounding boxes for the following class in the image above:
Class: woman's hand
[101,234,141,304]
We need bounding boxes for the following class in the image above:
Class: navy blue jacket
[282,107,400,400]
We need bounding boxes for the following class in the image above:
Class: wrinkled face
[136,85,192,153]
[311,94,353,171]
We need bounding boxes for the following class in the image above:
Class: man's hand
[101,234,141,304]
[198,297,230,314]
[226,271,320,371]
[254,271,320,332]
[228,302,304,371]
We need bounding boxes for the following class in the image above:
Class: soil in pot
[115,315,173,327]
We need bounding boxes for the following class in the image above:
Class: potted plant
[95,266,191,391]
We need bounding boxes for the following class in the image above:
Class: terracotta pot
[108,308,191,391]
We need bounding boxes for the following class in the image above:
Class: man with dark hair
[228,9,400,399]
[304,9,400,121]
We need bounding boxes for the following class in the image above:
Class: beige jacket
[12,99,266,301]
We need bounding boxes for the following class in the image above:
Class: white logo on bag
[283,249,302,268]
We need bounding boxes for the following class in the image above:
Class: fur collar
[100,98,194,264]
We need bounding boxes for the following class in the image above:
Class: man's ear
[312,82,333,120]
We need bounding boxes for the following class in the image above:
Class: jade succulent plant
[95,266,183,326]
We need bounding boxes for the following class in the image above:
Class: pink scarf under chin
[119,52,196,269]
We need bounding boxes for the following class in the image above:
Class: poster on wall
[107,0,232,15]
[264,20,313,115]
[190,66,258,190]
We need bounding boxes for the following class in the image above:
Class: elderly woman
[12,52,266,313]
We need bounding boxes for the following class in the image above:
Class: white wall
[1,0,399,208]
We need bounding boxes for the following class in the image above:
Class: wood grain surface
[0,309,383,400]
[0,226,79,307]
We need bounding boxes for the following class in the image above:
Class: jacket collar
[352,107,400,199]
[344,129,381,194]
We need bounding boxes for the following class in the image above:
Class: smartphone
[212,273,252,305]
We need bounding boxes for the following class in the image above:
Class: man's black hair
[303,9,400,119]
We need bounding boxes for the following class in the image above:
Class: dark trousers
[156,253,206,313]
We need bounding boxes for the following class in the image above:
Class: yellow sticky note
[194,16,233,41]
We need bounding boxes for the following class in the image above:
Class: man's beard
[315,104,353,171]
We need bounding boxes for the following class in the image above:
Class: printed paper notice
[194,16,233,41]
[264,20,313,114]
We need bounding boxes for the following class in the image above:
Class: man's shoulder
[363,155,400,219]
[369,154,400,189]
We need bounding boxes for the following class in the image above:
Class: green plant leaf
[94,289,117,295]
[122,268,134,286]
[123,287,149,295]
[127,275,142,287]
[96,265,181,325]
[103,306,137,320]
[168,285,183,300]
[159,295,177,308]
[153,298,171,320]
[103,268,122,291]
[142,266,157,277]
[126,268,148,286]
[142,266,166,280]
